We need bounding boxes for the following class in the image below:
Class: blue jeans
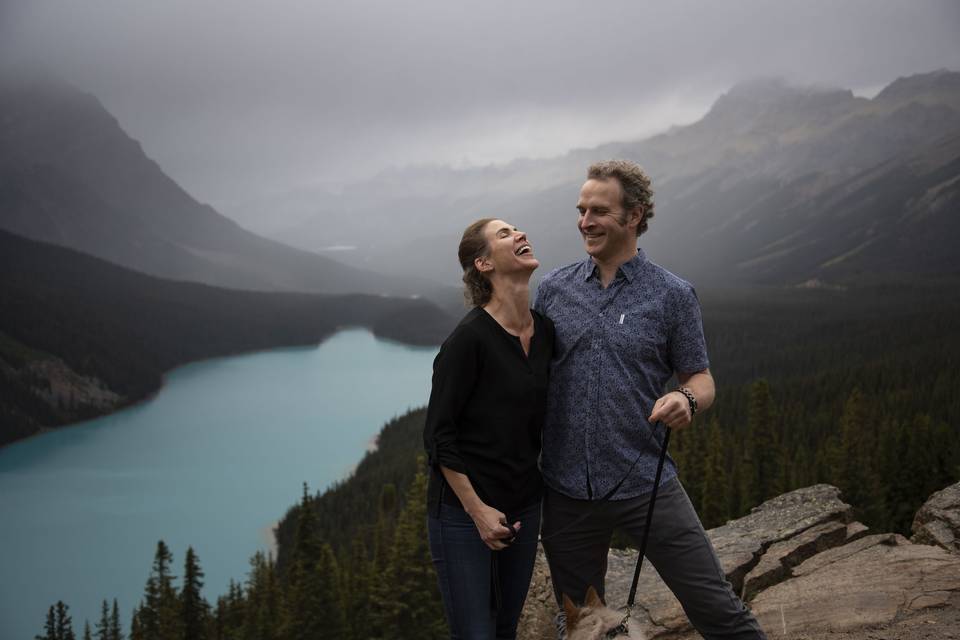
[428,501,541,640]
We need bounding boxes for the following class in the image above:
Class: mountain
[0,229,454,447]
[259,70,960,288]
[0,75,451,300]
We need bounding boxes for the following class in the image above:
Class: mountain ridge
[261,69,960,289]
[0,75,454,300]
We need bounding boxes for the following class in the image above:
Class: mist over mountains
[257,70,960,288]
[0,76,450,300]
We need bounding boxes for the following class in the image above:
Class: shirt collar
[580,248,648,283]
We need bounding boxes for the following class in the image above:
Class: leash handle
[627,426,671,608]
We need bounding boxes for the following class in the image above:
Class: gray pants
[542,478,766,640]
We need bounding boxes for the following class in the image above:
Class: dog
[562,586,645,640]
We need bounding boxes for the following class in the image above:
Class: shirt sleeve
[668,284,711,374]
[422,325,481,474]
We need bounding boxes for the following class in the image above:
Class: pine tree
[836,389,881,522]
[373,461,446,639]
[129,607,143,640]
[372,483,398,573]
[213,580,244,640]
[700,418,728,528]
[141,541,180,640]
[283,484,345,639]
[58,601,77,640]
[242,552,282,640]
[726,454,742,520]
[37,604,56,640]
[36,604,78,640]
[342,539,372,640]
[744,379,778,504]
[84,621,93,640]
[110,599,124,640]
[674,426,706,511]
[180,547,210,640]
[96,600,110,640]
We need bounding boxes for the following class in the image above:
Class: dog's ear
[584,585,604,609]
[562,593,581,628]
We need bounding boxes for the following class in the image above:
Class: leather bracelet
[675,386,698,416]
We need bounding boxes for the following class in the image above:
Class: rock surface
[913,481,960,554]
[518,483,960,640]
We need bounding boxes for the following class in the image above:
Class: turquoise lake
[0,329,438,640]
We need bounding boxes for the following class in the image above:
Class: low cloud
[3,0,959,220]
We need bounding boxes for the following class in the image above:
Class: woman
[423,218,554,640]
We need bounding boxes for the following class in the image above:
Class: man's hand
[649,391,693,430]
[467,503,521,551]
[650,368,715,429]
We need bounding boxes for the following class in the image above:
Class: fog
[2,0,959,225]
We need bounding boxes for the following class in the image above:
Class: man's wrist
[675,386,698,417]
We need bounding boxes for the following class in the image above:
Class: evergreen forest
[0,230,453,446]
[35,280,960,639]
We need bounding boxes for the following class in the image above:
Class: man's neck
[593,247,638,288]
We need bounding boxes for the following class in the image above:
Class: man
[533,160,766,639]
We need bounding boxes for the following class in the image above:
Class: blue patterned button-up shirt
[533,249,710,500]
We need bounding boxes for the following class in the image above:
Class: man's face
[576,178,639,263]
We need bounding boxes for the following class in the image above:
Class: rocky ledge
[519,482,960,639]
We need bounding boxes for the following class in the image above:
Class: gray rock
[741,520,850,600]
[912,481,960,554]
[707,484,853,593]
[751,533,960,635]
[519,484,855,639]
[518,484,960,639]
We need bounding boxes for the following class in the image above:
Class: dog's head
[563,586,644,640]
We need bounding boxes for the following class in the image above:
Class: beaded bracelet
[675,386,698,416]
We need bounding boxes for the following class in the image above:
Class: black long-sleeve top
[423,306,554,516]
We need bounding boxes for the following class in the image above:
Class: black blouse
[423,306,554,516]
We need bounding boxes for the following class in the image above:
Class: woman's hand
[438,466,520,550]
[467,503,521,551]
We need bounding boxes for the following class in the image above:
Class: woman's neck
[483,278,532,334]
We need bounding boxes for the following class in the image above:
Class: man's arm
[648,368,715,430]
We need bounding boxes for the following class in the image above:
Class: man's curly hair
[587,159,655,236]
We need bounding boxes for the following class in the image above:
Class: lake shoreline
[1,325,441,451]
[0,329,438,640]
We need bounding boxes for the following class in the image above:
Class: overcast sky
[3,0,959,218]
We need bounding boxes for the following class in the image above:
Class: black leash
[492,421,672,620]
[627,425,671,608]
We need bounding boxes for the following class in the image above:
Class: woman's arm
[440,466,519,551]
[423,328,477,475]
[425,324,517,549]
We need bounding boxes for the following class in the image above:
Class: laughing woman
[424,218,554,640]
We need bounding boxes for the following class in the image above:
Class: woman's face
[477,219,539,276]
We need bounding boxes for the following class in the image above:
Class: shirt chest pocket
[610,310,668,367]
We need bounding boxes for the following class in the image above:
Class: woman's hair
[458,218,495,307]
